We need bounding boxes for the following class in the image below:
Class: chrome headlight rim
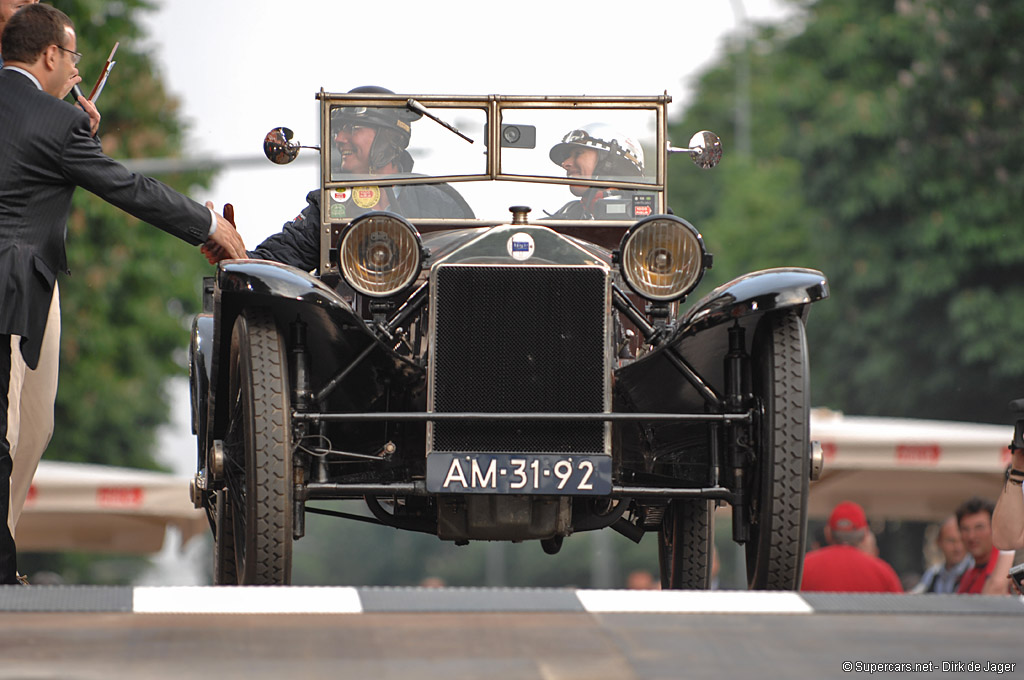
[617,214,708,302]
[338,211,423,298]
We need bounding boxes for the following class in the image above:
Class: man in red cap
[800,501,903,593]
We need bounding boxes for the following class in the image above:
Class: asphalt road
[1,589,1021,680]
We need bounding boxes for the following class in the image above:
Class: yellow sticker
[352,186,381,209]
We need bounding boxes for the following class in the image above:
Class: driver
[546,124,645,220]
[245,86,471,272]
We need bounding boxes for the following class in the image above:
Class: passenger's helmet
[331,86,422,171]
[549,123,645,178]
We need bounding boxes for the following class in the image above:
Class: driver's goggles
[333,123,368,138]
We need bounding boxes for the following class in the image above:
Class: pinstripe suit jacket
[0,68,211,368]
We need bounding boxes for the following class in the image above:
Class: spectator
[858,527,879,558]
[626,569,659,590]
[800,501,903,593]
[955,496,1014,595]
[911,516,973,594]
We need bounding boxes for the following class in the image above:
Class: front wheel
[745,311,810,590]
[657,499,714,589]
[222,307,293,585]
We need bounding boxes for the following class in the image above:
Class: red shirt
[956,546,998,594]
[800,545,904,593]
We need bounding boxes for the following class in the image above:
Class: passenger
[910,516,973,594]
[546,124,645,220]
[246,86,472,272]
[800,501,903,593]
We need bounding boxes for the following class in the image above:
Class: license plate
[426,453,612,495]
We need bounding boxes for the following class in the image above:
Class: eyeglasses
[55,45,82,66]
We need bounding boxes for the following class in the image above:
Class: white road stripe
[132,586,363,614]
[575,589,814,614]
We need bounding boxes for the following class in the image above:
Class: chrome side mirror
[263,127,301,165]
[687,131,723,169]
[667,130,723,169]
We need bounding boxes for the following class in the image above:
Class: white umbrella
[16,461,207,554]
[809,409,1012,522]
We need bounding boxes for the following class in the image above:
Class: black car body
[189,92,829,587]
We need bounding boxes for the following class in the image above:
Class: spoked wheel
[221,307,293,585]
[213,490,238,585]
[745,311,810,590]
[657,499,714,589]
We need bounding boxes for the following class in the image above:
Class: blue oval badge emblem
[507,232,535,261]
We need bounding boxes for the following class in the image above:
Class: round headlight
[619,216,707,301]
[339,212,422,297]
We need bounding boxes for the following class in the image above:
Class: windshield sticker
[329,203,347,218]
[507,232,535,261]
[331,187,351,202]
[633,194,654,217]
[353,186,381,209]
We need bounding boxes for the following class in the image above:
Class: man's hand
[1012,448,1024,472]
[201,201,247,263]
[59,73,81,100]
[76,95,101,136]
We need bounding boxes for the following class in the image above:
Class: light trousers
[6,283,60,537]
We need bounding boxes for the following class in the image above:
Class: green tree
[52,0,215,469]
[670,0,1024,424]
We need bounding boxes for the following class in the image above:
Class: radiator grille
[430,265,609,454]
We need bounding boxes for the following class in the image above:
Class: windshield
[319,94,668,227]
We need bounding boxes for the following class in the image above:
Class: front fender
[203,259,427,448]
[614,267,828,425]
[676,267,828,339]
[206,260,374,441]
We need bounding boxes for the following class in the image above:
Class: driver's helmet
[549,123,645,178]
[330,85,422,171]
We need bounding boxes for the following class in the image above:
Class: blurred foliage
[50,0,215,470]
[670,0,1024,424]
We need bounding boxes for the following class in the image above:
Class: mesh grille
[431,266,608,454]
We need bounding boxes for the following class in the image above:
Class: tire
[223,307,293,585]
[657,499,714,589]
[213,490,238,585]
[745,311,810,590]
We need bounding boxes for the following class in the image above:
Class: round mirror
[688,131,723,169]
[264,127,299,165]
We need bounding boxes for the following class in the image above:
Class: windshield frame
[318,93,668,212]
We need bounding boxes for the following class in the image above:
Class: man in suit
[0,0,101,586]
[0,3,246,584]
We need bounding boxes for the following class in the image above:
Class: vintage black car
[188,91,829,588]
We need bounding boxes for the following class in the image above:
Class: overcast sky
[143,0,796,473]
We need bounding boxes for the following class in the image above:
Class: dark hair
[1,3,73,65]
[956,496,995,524]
